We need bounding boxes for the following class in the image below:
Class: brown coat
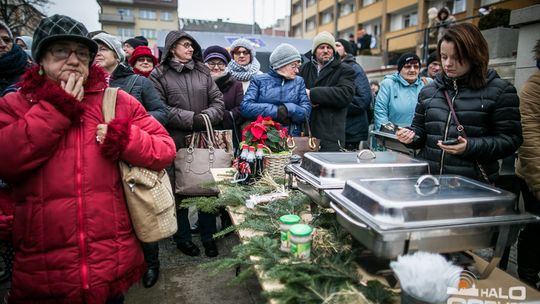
[150,31,224,149]
[516,70,540,192]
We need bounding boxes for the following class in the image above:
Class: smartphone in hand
[441,138,459,145]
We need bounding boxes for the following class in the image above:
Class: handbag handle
[102,87,119,123]
[286,111,316,149]
[201,113,216,148]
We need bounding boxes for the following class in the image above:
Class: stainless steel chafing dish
[287,150,429,208]
[326,175,540,278]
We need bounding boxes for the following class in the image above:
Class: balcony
[99,13,135,24]
[97,0,134,4]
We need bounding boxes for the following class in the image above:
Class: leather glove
[192,114,207,131]
[276,106,291,125]
[0,214,13,241]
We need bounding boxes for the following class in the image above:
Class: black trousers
[141,241,160,269]
[517,178,540,290]
[173,207,217,243]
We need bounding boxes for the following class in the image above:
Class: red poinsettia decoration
[242,115,289,152]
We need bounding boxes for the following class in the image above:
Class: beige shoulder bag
[102,88,177,242]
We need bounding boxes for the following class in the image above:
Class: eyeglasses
[206,61,225,68]
[287,63,301,70]
[0,36,12,45]
[402,64,420,70]
[177,42,193,49]
[48,46,92,62]
[136,57,153,63]
[233,50,250,56]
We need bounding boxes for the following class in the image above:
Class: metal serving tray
[287,150,429,207]
[325,175,540,277]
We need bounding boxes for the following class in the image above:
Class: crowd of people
[0,10,539,303]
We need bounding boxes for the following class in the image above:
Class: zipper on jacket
[439,80,459,175]
[76,120,90,290]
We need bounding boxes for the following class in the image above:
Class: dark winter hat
[336,38,353,55]
[124,37,146,49]
[203,45,231,64]
[397,52,420,72]
[129,46,158,67]
[270,43,301,70]
[426,52,439,66]
[312,31,336,54]
[0,21,13,40]
[92,32,125,63]
[32,14,97,63]
[134,36,148,46]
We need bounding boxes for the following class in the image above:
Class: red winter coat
[0,65,176,303]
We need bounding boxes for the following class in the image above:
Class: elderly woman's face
[0,29,13,57]
[41,41,90,84]
[205,58,226,77]
[276,61,300,80]
[134,56,155,73]
[232,47,251,66]
[172,38,194,63]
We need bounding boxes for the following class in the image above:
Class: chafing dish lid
[337,174,520,226]
[293,151,429,188]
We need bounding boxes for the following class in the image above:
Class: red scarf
[133,67,152,78]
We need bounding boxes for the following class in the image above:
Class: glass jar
[279,214,301,252]
[289,224,313,260]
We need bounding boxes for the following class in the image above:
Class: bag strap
[286,112,316,149]
[200,113,216,148]
[125,75,140,95]
[102,87,119,123]
[229,111,240,148]
[443,90,491,183]
[443,90,466,137]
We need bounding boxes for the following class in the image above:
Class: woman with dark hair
[396,23,522,182]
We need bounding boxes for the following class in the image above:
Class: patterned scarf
[228,58,260,82]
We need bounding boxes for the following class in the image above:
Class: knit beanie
[15,36,33,49]
[128,46,158,67]
[426,52,438,66]
[32,14,97,63]
[134,35,148,46]
[269,43,301,70]
[397,52,420,72]
[0,21,13,40]
[203,45,231,64]
[336,38,353,55]
[124,37,146,49]
[230,38,256,57]
[312,31,336,54]
[93,32,125,63]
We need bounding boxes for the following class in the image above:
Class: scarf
[133,67,152,78]
[228,58,260,82]
[213,72,235,92]
[0,44,28,78]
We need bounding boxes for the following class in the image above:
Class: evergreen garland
[200,180,397,304]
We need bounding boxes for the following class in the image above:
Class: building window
[403,12,417,28]
[362,0,376,7]
[339,1,355,17]
[118,28,135,41]
[117,8,132,17]
[306,0,316,7]
[320,10,333,25]
[292,3,302,15]
[139,10,156,20]
[481,0,502,5]
[161,11,173,21]
[306,17,316,31]
[364,21,381,48]
[140,28,157,39]
[292,25,302,37]
[452,0,466,14]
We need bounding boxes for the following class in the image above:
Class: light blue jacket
[241,70,311,136]
[373,73,431,130]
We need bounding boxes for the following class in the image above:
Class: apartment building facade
[290,0,535,62]
[97,0,179,47]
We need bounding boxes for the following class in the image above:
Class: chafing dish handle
[357,149,376,160]
[330,202,368,229]
[415,175,440,187]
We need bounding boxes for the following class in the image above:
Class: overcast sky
[44,0,291,32]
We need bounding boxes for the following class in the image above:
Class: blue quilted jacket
[240,70,311,136]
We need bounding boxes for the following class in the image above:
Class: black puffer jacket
[110,63,169,125]
[299,55,355,151]
[407,69,522,181]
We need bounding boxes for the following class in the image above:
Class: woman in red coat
[0,15,176,303]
